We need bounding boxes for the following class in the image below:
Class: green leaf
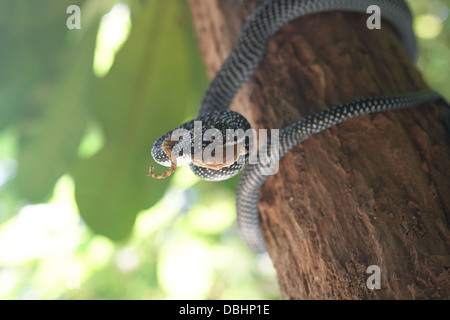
[5,1,100,202]
[73,0,208,240]
[0,0,86,129]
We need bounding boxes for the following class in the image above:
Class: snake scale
[150,0,443,253]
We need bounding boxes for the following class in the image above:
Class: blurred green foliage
[0,0,448,299]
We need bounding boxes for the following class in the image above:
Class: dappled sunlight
[256,253,277,278]
[0,175,82,298]
[158,238,213,299]
[0,158,17,190]
[115,247,140,273]
[0,176,80,266]
[77,121,106,159]
[0,161,278,299]
[186,196,236,235]
[93,3,131,77]
[414,14,444,39]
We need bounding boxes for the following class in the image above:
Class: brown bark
[187,0,450,299]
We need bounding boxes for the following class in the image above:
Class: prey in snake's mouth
[191,139,248,170]
[147,138,178,179]
[149,133,248,179]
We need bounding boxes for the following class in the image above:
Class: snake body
[151,0,442,252]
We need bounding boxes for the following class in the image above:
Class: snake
[150,0,443,253]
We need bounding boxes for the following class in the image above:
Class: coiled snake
[150,0,443,253]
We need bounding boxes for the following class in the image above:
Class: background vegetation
[0,0,448,299]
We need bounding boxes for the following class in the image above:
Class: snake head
[189,110,252,181]
[150,111,252,181]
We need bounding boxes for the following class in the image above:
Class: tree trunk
[187,0,450,299]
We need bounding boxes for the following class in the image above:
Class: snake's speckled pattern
[151,0,442,252]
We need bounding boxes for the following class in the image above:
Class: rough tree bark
[187,0,450,299]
